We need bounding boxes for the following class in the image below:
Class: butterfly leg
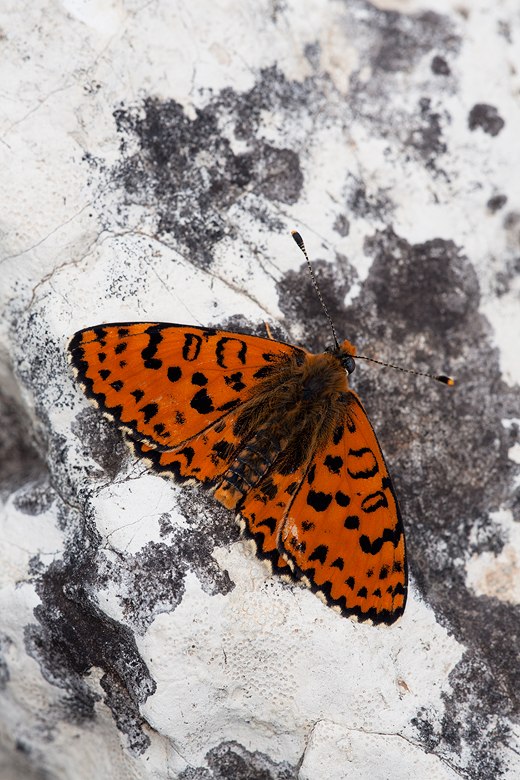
[264,322,274,340]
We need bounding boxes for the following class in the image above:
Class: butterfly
[67,233,412,625]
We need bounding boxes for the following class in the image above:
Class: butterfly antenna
[355,355,454,385]
[291,231,454,386]
[291,231,340,350]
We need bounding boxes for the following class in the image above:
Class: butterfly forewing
[279,392,406,625]
[68,323,304,450]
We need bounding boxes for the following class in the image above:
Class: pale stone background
[1,0,520,778]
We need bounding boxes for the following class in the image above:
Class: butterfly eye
[344,355,355,375]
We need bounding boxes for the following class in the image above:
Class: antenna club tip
[437,375,455,386]
[291,230,304,249]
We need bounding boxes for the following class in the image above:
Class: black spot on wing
[344,515,359,530]
[191,389,214,414]
[253,365,276,379]
[346,577,355,590]
[168,366,182,383]
[307,490,332,512]
[324,454,343,474]
[331,557,344,570]
[359,525,402,556]
[140,403,159,424]
[259,478,278,501]
[99,369,111,380]
[178,446,195,466]
[182,333,203,361]
[98,352,107,363]
[131,389,145,403]
[257,516,277,534]
[308,544,328,564]
[192,372,208,386]
[361,491,388,513]
[333,424,344,445]
[347,448,379,479]
[289,536,306,553]
[216,337,247,368]
[357,587,368,599]
[142,328,163,370]
[335,491,350,507]
[224,372,246,391]
[110,380,124,391]
[115,341,127,355]
[211,440,235,462]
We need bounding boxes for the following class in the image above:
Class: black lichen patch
[365,9,455,73]
[333,214,350,237]
[491,213,520,297]
[23,431,238,753]
[0,634,12,691]
[112,69,307,267]
[431,54,450,75]
[13,478,56,516]
[468,104,505,137]
[178,740,297,780]
[487,194,507,213]
[412,650,511,779]
[346,178,393,222]
[362,227,479,344]
[278,225,520,777]
[91,490,237,635]
[339,6,458,175]
[24,560,156,754]
[0,387,46,494]
[71,407,127,479]
[405,97,447,167]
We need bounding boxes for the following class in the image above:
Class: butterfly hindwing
[237,461,313,579]
[278,391,407,625]
[123,410,242,486]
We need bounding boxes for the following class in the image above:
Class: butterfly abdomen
[213,429,285,507]
[213,351,352,508]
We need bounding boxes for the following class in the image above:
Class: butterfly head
[325,339,357,376]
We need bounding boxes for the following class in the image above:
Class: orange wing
[67,322,304,486]
[276,392,406,625]
[231,392,406,625]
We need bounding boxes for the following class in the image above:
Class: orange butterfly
[67,234,423,626]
